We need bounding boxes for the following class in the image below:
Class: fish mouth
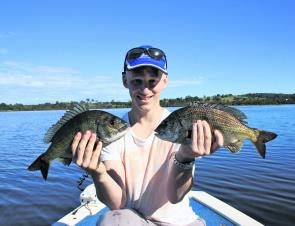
[154,131,168,140]
[154,124,166,138]
[154,127,161,133]
[103,128,128,143]
[154,128,178,142]
[154,124,167,136]
[154,132,161,138]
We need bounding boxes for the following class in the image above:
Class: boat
[52,184,264,226]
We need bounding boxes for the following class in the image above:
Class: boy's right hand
[71,130,106,175]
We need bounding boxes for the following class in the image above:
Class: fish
[155,102,277,158]
[28,104,128,180]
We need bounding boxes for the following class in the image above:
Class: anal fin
[57,157,72,166]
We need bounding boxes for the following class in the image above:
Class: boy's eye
[131,79,143,86]
[129,78,159,88]
[148,80,157,87]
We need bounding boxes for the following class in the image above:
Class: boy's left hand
[177,120,224,162]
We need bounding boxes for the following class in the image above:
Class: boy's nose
[140,86,151,94]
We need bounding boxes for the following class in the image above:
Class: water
[0,105,294,226]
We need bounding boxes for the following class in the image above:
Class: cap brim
[126,56,167,73]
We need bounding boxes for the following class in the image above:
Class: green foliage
[1,93,294,111]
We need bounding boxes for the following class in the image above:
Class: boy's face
[123,67,168,111]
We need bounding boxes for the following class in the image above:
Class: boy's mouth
[137,95,153,101]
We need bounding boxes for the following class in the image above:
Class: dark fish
[155,102,277,158]
[28,104,128,180]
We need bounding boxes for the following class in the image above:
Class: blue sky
[0,0,294,104]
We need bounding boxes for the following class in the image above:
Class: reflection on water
[0,106,294,226]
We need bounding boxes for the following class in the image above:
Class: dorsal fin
[190,101,247,124]
[44,103,89,143]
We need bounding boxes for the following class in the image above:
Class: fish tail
[252,129,277,159]
[27,153,50,180]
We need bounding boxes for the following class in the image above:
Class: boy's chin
[135,101,154,111]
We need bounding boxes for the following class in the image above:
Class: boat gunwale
[52,186,264,226]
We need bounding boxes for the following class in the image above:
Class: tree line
[160,93,295,107]
[1,93,294,111]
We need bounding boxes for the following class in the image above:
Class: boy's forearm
[167,153,194,204]
[91,171,126,209]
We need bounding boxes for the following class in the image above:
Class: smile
[137,95,153,101]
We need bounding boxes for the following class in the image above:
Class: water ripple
[1,106,295,226]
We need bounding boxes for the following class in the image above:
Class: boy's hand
[71,130,106,175]
[177,120,223,162]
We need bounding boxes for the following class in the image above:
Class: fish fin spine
[189,101,247,124]
[44,103,89,143]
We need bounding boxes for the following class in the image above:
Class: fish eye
[110,119,115,125]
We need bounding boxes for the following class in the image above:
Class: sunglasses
[124,47,167,70]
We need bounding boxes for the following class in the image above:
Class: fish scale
[188,108,250,132]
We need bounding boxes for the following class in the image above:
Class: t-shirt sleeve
[100,137,123,162]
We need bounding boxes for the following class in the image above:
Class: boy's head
[123,45,167,74]
[122,46,168,110]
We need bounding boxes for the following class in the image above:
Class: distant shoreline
[1,93,294,112]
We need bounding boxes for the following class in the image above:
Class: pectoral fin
[225,141,244,153]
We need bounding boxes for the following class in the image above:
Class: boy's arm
[72,131,126,209]
[167,120,223,203]
[91,160,126,209]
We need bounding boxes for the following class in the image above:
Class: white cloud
[0,61,206,104]
[2,61,78,74]
[0,61,81,88]
[169,77,203,88]
[0,74,43,87]
[0,61,127,104]
[0,48,8,53]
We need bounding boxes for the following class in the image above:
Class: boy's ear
[162,73,168,87]
[122,72,128,88]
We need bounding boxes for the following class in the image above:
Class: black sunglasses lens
[148,48,165,60]
[127,49,144,61]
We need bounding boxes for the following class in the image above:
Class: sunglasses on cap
[126,47,166,61]
[124,47,167,71]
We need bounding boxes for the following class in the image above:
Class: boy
[72,45,223,225]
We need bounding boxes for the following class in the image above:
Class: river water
[0,105,294,226]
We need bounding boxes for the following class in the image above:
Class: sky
[0,0,294,104]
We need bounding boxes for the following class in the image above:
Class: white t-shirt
[101,109,198,225]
